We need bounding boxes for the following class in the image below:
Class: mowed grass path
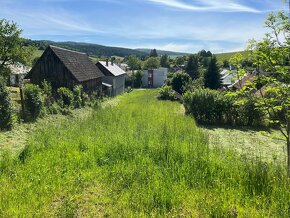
[0,90,289,217]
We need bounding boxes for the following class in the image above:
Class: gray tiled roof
[97,61,127,77]
[50,45,104,82]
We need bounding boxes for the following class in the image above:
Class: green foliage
[125,70,143,88]
[41,80,53,109]
[143,57,160,69]
[0,19,34,78]
[204,56,222,89]
[0,90,289,217]
[23,84,43,121]
[171,72,191,94]
[183,89,264,126]
[236,11,290,173]
[158,85,176,101]
[185,55,199,79]
[197,50,213,67]
[57,87,74,108]
[73,85,84,108]
[160,54,169,68]
[149,48,158,57]
[174,56,186,66]
[127,55,142,70]
[223,60,230,68]
[0,79,12,130]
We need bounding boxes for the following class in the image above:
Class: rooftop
[49,45,104,82]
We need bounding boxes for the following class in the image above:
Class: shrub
[58,87,74,108]
[158,85,176,101]
[41,80,53,106]
[171,72,191,94]
[73,85,83,108]
[0,79,13,130]
[23,84,43,121]
[183,88,264,126]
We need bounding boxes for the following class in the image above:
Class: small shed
[96,60,126,96]
[26,45,104,93]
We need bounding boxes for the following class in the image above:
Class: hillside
[215,50,250,62]
[136,48,189,57]
[26,40,188,58]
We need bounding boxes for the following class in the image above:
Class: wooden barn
[25,45,104,92]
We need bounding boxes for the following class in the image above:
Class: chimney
[111,58,114,66]
[106,59,109,66]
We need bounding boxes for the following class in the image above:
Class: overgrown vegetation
[23,84,43,121]
[0,90,289,217]
[0,79,13,130]
[183,89,264,126]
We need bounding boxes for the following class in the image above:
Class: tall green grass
[0,90,289,217]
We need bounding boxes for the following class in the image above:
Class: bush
[73,85,83,108]
[183,88,264,126]
[171,72,191,94]
[58,87,74,108]
[23,84,43,121]
[0,79,13,130]
[158,85,176,101]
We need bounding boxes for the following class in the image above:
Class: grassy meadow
[215,51,250,63]
[0,90,289,217]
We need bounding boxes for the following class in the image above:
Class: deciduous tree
[0,19,33,79]
[235,11,290,174]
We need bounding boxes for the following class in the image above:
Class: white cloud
[0,6,105,36]
[146,0,261,13]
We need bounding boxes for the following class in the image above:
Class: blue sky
[0,0,287,53]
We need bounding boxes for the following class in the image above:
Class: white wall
[142,68,168,88]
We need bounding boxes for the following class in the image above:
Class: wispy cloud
[0,6,105,36]
[146,0,261,13]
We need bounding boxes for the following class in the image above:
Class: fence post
[19,85,25,119]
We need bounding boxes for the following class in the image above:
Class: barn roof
[49,45,104,82]
[97,61,127,77]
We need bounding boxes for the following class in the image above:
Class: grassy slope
[0,90,289,217]
[215,50,250,62]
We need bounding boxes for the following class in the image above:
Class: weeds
[0,90,289,217]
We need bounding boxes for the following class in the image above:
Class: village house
[8,63,31,87]
[230,72,256,90]
[25,45,104,93]
[142,67,168,88]
[96,60,126,96]
[220,69,237,88]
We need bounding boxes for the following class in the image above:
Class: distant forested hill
[25,40,188,58]
[25,40,146,57]
[136,48,189,57]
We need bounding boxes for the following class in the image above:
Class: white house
[96,60,126,96]
[142,67,168,88]
[220,69,237,87]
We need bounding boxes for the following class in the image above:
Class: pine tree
[204,56,222,89]
[150,49,158,57]
[160,54,169,68]
[185,55,199,79]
